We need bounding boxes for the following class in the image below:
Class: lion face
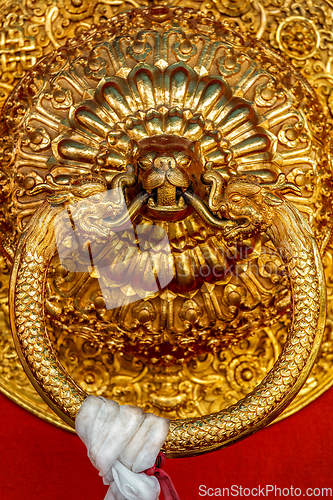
[126,135,206,222]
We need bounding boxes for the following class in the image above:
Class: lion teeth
[178,196,185,208]
[148,197,156,207]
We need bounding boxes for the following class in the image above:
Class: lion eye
[230,194,242,203]
[138,159,152,170]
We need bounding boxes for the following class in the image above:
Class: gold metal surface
[0,0,333,438]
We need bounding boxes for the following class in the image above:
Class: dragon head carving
[219,174,303,241]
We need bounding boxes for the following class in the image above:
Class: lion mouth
[146,188,188,212]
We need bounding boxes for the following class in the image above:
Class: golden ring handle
[9,195,326,457]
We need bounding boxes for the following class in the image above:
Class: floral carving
[277,18,319,60]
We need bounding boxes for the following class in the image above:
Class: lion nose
[161,162,169,172]
[155,157,175,171]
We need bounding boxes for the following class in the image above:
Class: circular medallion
[276,17,319,61]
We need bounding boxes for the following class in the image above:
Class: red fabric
[1,389,333,499]
[145,452,180,500]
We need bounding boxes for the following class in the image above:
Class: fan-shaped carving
[51,62,273,180]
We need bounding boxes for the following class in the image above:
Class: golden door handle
[9,173,326,456]
[2,5,330,457]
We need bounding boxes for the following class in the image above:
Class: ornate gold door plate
[0,0,333,441]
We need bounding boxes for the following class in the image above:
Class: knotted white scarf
[75,396,170,500]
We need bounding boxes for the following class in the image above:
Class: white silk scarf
[75,396,170,500]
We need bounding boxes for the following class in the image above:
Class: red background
[1,389,333,499]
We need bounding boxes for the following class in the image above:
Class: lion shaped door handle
[0,5,330,459]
